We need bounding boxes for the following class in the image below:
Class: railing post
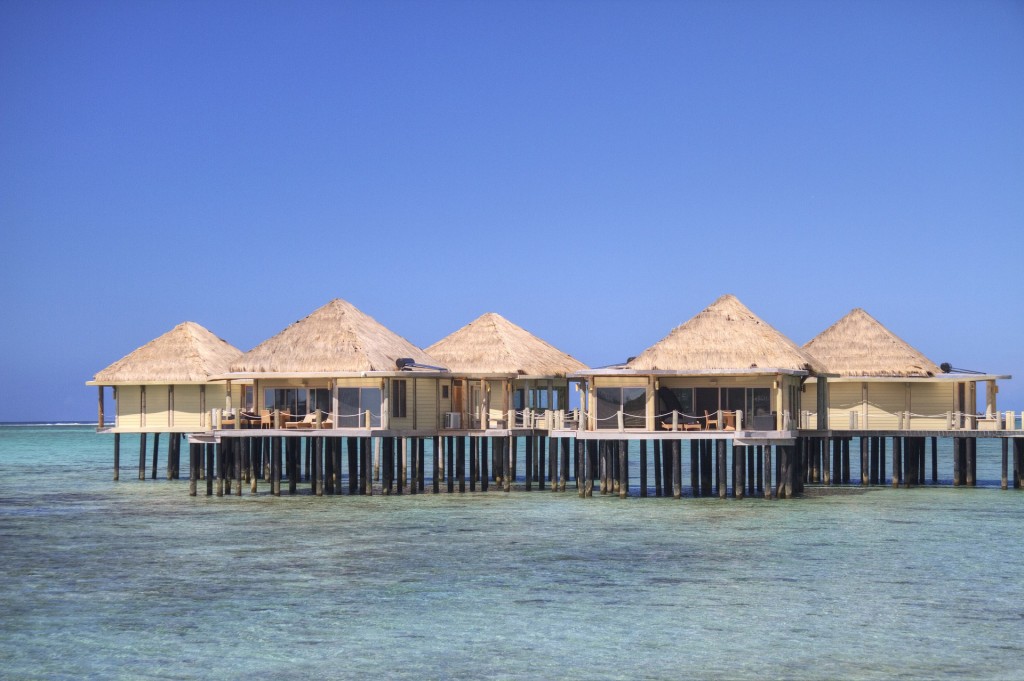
[671,410,678,430]
[315,409,322,429]
[617,409,624,432]
[736,409,743,430]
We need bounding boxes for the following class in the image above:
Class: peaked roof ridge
[803,307,940,378]
[230,298,441,373]
[425,311,587,376]
[92,320,242,383]
[627,294,822,373]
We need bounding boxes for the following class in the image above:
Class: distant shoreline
[0,422,98,427]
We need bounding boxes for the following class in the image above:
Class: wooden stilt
[113,433,120,481]
[457,436,466,493]
[735,443,745,499]
[755,445,763,495]
[150,433,159,481]
[234,439,243,496]
[716,440,727,499]
[618,440,628,499]
[879,437,886,484]
[671,439,682,499]
[538,436,547,491]
[559,438,569,492]
[1013,439,1022,489]
[431,436,440,494]
[480,438,489,492]
[202,443,211,495]
[653,439,663,497]
[577,440,585,497]
[166,434,175,480]
[525,435,533,492]
[585,440,596,497]
[639,440,648,498]
[504,436,513,491]
[893,437,903,488]
[701,440,713,496]
[188,443,198,496]
[927,436,935,483]
[215,442,224,497]
[967,438,977,487]
[764,445,773,500]
[138,433,147,481]
[468,437,476,492]
[1002,438,1009,490]
[689,440,699,497]
[953,437,962,487]
[271,437,281,496]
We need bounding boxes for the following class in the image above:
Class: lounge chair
[285,414,317,429]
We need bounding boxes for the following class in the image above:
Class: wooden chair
[259,409,272,429]
[704,410,719,430]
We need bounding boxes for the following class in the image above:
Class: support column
[735,443,745,500]
[639,440,648,498]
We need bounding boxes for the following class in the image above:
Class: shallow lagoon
[1,425,1022,680]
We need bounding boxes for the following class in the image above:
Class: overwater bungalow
[217,299,447,434]
[424,312,587,431]
[572,295,825,436]
[87,321,243,433]
[801,308,1011,431]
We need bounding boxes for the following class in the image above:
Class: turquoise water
[2,426,1023,680]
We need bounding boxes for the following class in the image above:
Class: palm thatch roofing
[425,312,587,377]
[803,308,940,378]
[230,299,441,374]
[626,294,822,373]
[92,321,242,384]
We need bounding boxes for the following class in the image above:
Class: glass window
[596,386,646,429]
[337,387,381,427]
[265,388,306,415]
[392,380,407,418]
[263,388,330,416]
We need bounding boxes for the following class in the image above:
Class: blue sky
[1,0,1021,421]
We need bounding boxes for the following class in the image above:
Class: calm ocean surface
[1,425,1023,680]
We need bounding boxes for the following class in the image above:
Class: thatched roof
[92,321,242,384]
[230,299,440,373]
[425,312,587,376]
[803,308,940,377]
[626,295,822,373]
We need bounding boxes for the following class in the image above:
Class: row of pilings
[111,433,1024,497]
[802,435,1024,490]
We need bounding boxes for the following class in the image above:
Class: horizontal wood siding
[173,385,203,430]
[803,382,817,430]
[866,383,903,430]
[827,382,863,431]
[147,386,170,429]
[117,386,141,429]
[910,383,953,429]
[416,378,438,430]
[206,385,227,418]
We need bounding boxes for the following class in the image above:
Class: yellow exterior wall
[415,378,438,430]
[827,382,863,430]
[910,382,954,429]
[173,385,203,430]
[147,386,170,429]
[116,386,141,429]
[803,382,818,430]
[865,383,903,429]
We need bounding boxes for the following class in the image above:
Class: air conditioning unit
[444,412,461,429]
